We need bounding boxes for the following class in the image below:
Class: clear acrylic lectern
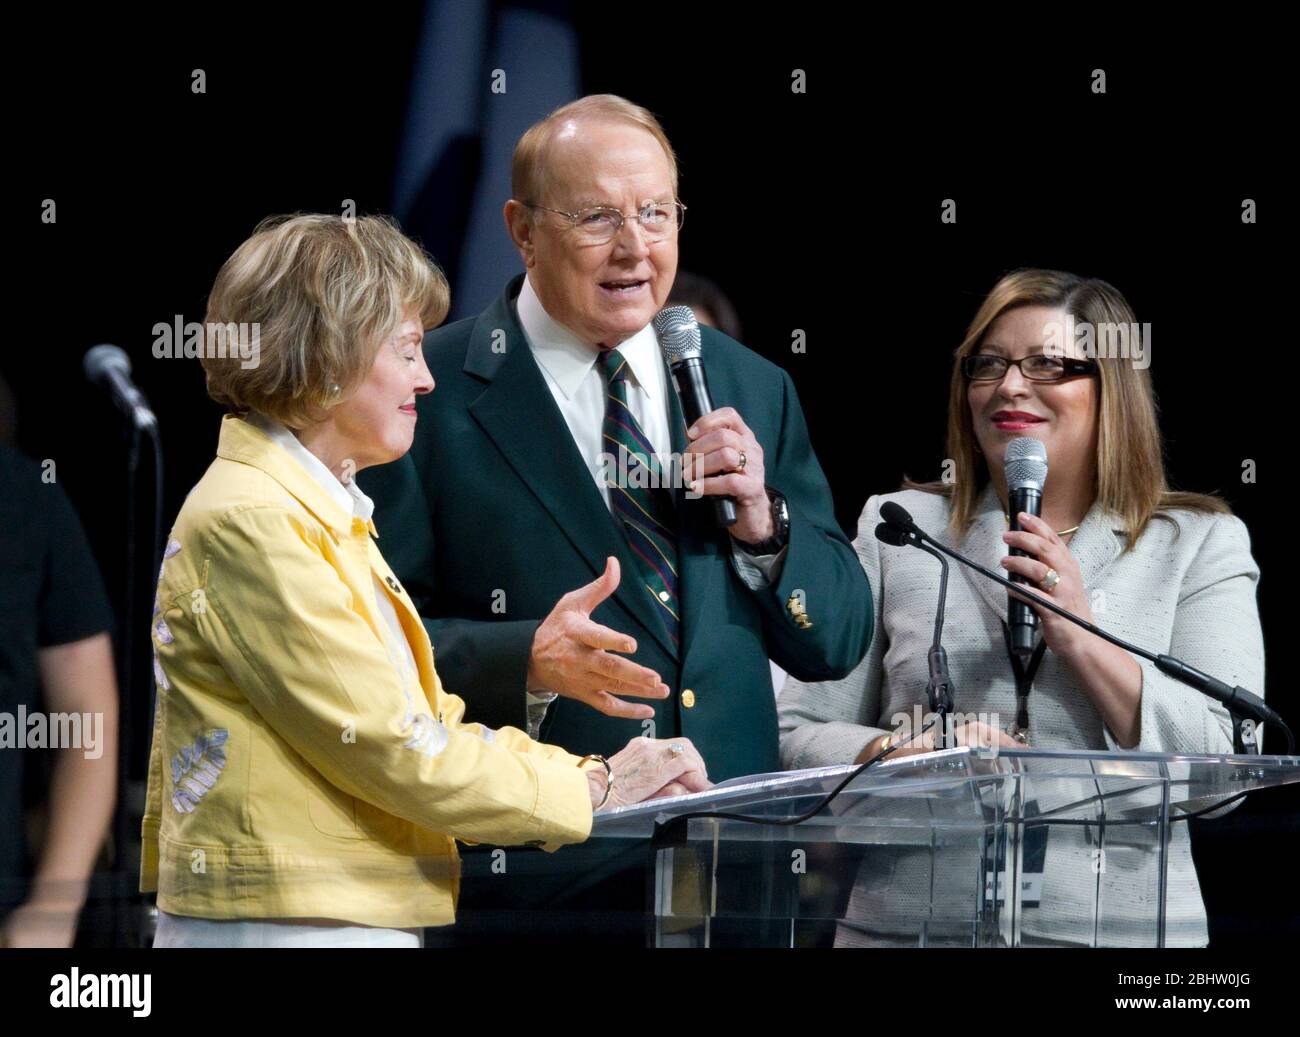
[591,748,1300,947]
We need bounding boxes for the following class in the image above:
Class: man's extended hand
[527,556,670,718]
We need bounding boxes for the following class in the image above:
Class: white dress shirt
[518,275,674,504]
[516,275,784,587]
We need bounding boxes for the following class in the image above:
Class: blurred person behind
[667,269,743,341]
[0,374,119,947]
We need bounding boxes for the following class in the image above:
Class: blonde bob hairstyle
[201,213,449,430]
[511,93,679,209]
[908,268,1228,550]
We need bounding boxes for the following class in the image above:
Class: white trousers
[153,910,423,948]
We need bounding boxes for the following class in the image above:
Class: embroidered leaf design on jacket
[171,729,229,814]
[152,651,171,694]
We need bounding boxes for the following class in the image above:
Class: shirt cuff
[526,690,558,741]
[729,539,788,589]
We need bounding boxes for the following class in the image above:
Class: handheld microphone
[1005,437,1047,657]
[84,344,158,430]
[875,501,1292,753]
[653,306,737,528]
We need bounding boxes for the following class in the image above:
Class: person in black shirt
[0,443,118,946]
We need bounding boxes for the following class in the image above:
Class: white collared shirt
[516,276,784,593]
[517,275,673,507]
[245,411,377,522]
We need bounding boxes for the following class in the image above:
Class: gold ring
[1039,568,1061,592]
[736,450,747,472]
[668,743,685,758]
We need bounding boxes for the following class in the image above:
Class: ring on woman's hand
[1039,567,1061,592]
[668,743,685,759]
[736,450,747,472]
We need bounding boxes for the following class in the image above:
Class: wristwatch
[740,487,790,555]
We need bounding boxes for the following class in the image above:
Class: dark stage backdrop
[10,7,1294,946]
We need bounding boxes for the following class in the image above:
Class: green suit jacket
[360,276,872,781]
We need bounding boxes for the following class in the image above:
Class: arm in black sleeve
[418,618,539,732]
[38,477,115,648]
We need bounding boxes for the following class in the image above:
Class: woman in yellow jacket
[142,214,708,947]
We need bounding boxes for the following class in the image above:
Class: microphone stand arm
[889,522,1290,756]
[915,542,956,748]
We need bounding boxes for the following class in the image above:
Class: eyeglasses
[962,353,1100,382]
[521,200,687,244]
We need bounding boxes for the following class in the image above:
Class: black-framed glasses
[521,200,686,244]
[961,353,1100,383]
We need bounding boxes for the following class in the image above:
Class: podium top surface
[590,747,1300,839]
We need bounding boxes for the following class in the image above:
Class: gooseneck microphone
[876,522,957,748]
[84,343,158,430]
[653,305,737,528]
[83,342,165,934]
[1005,437,1047,657]
[876,500,1292,754]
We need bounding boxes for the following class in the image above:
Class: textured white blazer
[778,484,1265,946]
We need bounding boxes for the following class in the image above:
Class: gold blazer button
[681,688,696,709]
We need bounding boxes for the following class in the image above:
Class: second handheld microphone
[1005,437,1047,657]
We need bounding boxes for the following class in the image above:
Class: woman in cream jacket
[779,269,1265,946]
[142,214,707,947]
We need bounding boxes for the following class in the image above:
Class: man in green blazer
[364,97,870,784]
[361,94,871,941]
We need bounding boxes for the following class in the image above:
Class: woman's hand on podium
[857,721,1022,763]
[588,736,711,811]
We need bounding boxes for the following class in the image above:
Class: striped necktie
[599,347,680,649]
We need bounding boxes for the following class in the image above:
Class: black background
[8,6,1295,947]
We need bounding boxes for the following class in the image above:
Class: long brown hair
[907,269,1228,550]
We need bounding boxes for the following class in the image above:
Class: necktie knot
[599,347,629,386]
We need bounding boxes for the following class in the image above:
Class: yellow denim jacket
[140,415,594,928]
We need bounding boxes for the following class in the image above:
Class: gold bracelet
[578,754,613,810]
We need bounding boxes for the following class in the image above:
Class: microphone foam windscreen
[874,522,910,547]
[878,500,914,531]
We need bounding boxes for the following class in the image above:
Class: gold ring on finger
[1039,567,1061,592]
